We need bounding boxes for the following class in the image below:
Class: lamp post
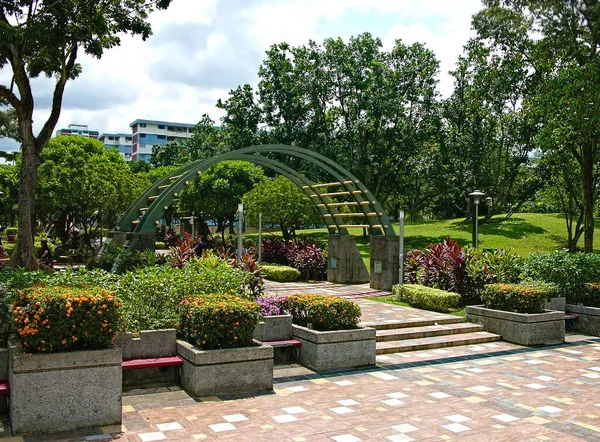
[237,203,244,266]
[468,190,485,249]
[258,212,263,263]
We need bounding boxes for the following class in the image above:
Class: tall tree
[185,114,229,161]
[479,0,600,251]
[0,0,171,269]
[0,98,19,141]
[216,85,264,150]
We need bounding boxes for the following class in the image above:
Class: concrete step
[365,316,465,331]
[376,331,501,355]
[376,322,484,342]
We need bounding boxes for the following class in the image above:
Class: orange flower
[97,310,102,315]
[61,340,67,345]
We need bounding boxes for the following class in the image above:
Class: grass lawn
[247,213,600,269]
[367,295,467,318]
[3,242,15,255]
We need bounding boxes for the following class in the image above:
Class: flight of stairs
[374,316,501,355]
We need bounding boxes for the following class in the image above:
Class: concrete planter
[466,305,565,346]
[177,340,273,397]
[8,337,122,435]
[566,304,600,336]
[253,315,293,342]
[292,324,376,372]
[545,297,566,312]
[115,329,178,386]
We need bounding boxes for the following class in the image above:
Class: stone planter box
[292,324,376,372]
[253,315,293,342]
[545,297,566,312]
[177,340,273,397]
[566,304,600,336]
[115,329,178,386]
[466,305,565,346]
[8,337,122,435]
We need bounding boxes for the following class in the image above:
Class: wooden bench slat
[0,381,10,394]
[121,356,183,370]
[263,339,302,348]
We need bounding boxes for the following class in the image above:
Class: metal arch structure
[116,144,395,237]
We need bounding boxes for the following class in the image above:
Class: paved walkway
[2,281,600,441]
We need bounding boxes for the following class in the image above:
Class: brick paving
[1,281,599,441]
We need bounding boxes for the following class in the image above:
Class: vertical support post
[237,203,244,266]
[474,202,479,249]
[398,210,404,299]
[258,212,263,264]
[191,211,195,238]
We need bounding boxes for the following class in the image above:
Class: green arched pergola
[117,144,395,237]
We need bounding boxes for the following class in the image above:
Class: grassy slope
[248,213,600,268]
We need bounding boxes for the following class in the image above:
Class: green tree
[0,163,19,226]
[0,98,19,141]
[478,0,600,251]
[243,175,321,241]
[37,136,150,251]
[216,85,264,149]
[185,114,229,161]
[179,161,265,242]
[150,141,188,168]
[0,0,172,268]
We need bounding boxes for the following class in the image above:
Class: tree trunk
[581,145,595,252]
[10,140,40,269]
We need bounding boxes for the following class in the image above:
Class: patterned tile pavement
[1,281,599,441]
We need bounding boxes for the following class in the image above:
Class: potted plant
[9,285,123,435]
[466,283,565,346]
[285,294,376,372]
[176,294,273,397]
[5,227,17,244]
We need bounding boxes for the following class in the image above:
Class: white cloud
[1,0,484,142]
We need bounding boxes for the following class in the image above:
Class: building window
[158,125,165,129]
[108,136,115,140]
[139,123,146,128]
[157,135,166,140]
[126,137,132,141]
[140,133,146,138]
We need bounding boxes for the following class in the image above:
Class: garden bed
[566,304,600,336]
[292,324,376,372]
[177,340,273,397]
[466,305,564,346]
[8,337,122,435]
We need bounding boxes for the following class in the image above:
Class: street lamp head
[468,190,485,205]
[237,203,244,213]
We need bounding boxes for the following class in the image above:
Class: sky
[0,0,484,154]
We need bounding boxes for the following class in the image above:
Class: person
[38,239,53,266]
[194,236,205,257]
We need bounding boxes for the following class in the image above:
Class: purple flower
[256,295,287,317]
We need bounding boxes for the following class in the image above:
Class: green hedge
[568,283,600,307]
[393,284,461,312]
[284,294,361,331]
[178,294,260,350]
[4,227,17,237]
[522,251,600,294]
[13,285,122,353]
[481,283,553,314]
[259,264,300,282]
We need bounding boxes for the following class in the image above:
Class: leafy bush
[284,294,361,331]
[393,284,461,313]
[231,249,264,298]
[117,257,255,331]
[12,285,122,353]
[481,283,556,314]
[4,227,17,237]
[260,264,300,282]
[286,238,327,280]
[87,243,166,273]
[178,294,260,350]
[412,238,469,294]
[521,251,600,294]
[261,238,288,264]
[256,294,288,317]
[568,282,600,307]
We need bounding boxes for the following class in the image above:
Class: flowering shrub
[481,283,555,314]
[178,294,260,350]
[286,239,327,281]
[12,285,122,353]
[393,284,461,313]
[259,264,300,282]
[256,294,288,317]
[284,294,361,331]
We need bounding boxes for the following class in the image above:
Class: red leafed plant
[414,237,469,294]
[170,233,196,268]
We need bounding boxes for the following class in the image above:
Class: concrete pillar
[327,234,370,284]
[126,232,156,251]
[370,236,399,290]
